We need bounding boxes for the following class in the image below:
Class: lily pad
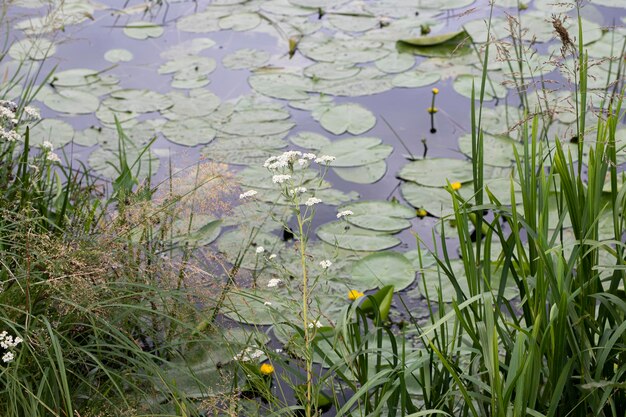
[124,21,164,39]
[222,48,271,70]
[104,48,133,63]
[219,12,261,31]
[29,119,75,147]
[374,52,415,74]
[340,199,414,232]
[392,71,440,88]
[351,251,416,291]
[319,104,376,135]
[38,87,100,114]
[401,182,456,218]
[316,221,401,252]
[319,137,392,167]
[397,30,472,57]
[172,215,222,247]
[398,158,474,187]
[289,131,331,150]
[161,118,216,146]
[8,37,56,60]
[333,161,387,184]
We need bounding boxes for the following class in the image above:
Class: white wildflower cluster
[305,197,322,207]
[0,331,22,364]
[0,101,19,143]
[263,150,303,170]
[267,278,282,288]
[41,141,54,152]
[308,320,323,329]
[232,346,264,362]
[337,210,353,218]
[255,246,265,254]
[40,141,61,164]
[23,106,41,122]
[314,155,335,165]
[239,190,257,199]
[272,174,291,184]
[319,260,332,269]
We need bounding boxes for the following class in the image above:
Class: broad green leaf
[351,252,416,291]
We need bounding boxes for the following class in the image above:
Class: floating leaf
[333,161,387,184]
[374,52,415,74]
[222,48,271,70]
[319,104,376,135]
[172,215,222,247]
[218,12,261,31]
[319,137,391,167]
[398,158,474,187]
[397,30,472,57]
[29,119,74,147]
[8,37,56,60]
[359,285,394,322]
[104,48,133,63]
[161,118,216,146]
[124,21,164,39]
[38,87,100,114]
[289,131,331,150]
[351,252,416,291]
[316,221,401,252]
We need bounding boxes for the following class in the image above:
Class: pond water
[3,0,626,412]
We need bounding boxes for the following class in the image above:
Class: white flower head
[302,153,316,160]
[268,254,277,260]
[298,158,309,166]
[292,186,307,194]
[264,301,272,306]
[255,246,265,254]
[308,320,323,329]
[267,278,282,288]
[239,190,258,199]
[41,141,53,152]
[0,129,20,142]
[305,197,322,206]
[2,351,15,363]
[23,106,41,122]
[319,260,332,269]
[233,347,264,362]
[337,210,354,218]
[272,174,291,184]
[315,155,336,165]
[46,153,61,164]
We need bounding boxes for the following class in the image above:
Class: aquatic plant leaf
[400,182,455,218]
[161,118,216,146]
[203,136,287,166]
[289,131,331,150]
[8,37,56,60]
[316,221,401,251]
[303,62,361,80]
[218,12,261,31]
[458,133,518,167]
[124,21,164,39]
[222,48,271,70]
[29,119,75,147]
[351,252,415,291]
[397,30,472,57]
[319,137,391,167]
[359,285,394,321]
[453,74,507,101]
[392,71,440,88]
[172,215,222,247]
[319,104,376,135]
[249,72,313,100]
[398,158,474,187]
[217,229,283,270]
[105,89,174,113]
[374,52,415,74]
[333,161,387,184]
[38,87,100,114]
[104,48,133,63]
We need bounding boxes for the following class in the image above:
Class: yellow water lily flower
[450,182,462,191]
[432,87,439,95]
[260,363,274,375]
[348,289,365,301]
[417,208,427,218]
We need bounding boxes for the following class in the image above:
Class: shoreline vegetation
[2,0,626,416]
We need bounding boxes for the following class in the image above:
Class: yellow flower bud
[450,182,462,191]
[432,88,439,95]
[417,208,427,218]
[348,289,364,301]
[260,363,274,375]
[427,107,438,114]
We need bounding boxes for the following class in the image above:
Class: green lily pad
[8,37,56,60]
[398,158,474,187]
[104,48,133,63]
[392,71,440,88]
[38,86,100,114]
[374,52,415,74]
[124,21,164,39]
[105,89,174,114]
[316,221,401,252]
[401,182,455,218]
[458,133,519,167]
[303,62,361,81]
[333,160,387,184]
[453,74,507,101]
[340,199,414,232]
[289,131,331,150]
[249,71,313,100]
[397,30,472,57]
[161,118,216,146]
[319,137,391,167]
[29,119,75,147]
[319,104,376,136]
[172,215,222,247]
[217,228,283,270]
[203,135,287,166]
[222,48,271,70]
[218,12,261,31]
[352,251,415,291]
